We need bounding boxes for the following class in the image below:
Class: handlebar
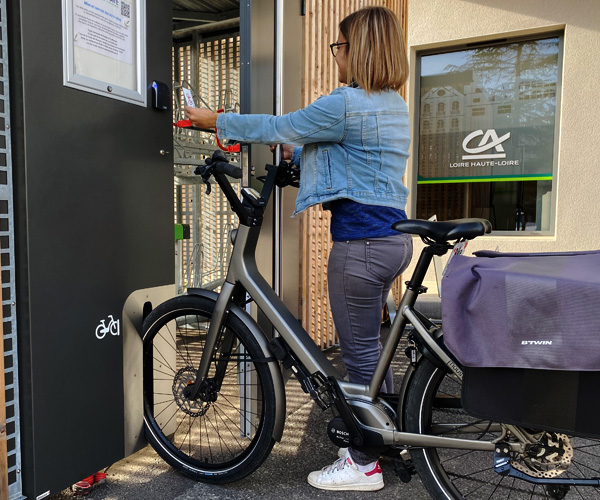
[194,150,242,179]
[195,150,299,228]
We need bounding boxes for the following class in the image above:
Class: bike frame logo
[462,129,511,160]
[96,315,120,339]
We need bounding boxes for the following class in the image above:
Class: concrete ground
[51,338,431,500]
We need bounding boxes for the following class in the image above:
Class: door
[8,0,174,497]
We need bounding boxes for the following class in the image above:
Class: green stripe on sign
[418,175,553,184]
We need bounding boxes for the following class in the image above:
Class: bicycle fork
[183,281,237,401]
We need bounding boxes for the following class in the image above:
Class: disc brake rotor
[512,432,573,478]
[172,367,211,416]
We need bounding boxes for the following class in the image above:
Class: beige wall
[405,0,600,290]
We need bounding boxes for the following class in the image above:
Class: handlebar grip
[213,161,243,179]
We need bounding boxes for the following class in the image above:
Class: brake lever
[194,164,215,195]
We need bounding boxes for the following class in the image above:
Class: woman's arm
[185,91,347,146]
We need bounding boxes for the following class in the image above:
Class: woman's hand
[269,143,295,161]
[184,106,219,129]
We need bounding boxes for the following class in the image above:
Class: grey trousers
[327,233,413,464]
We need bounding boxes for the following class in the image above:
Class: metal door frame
[0,0,23,497]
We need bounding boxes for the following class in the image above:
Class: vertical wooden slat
[300,0,408,347]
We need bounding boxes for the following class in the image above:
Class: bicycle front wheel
[404,358,600,499]
[143,294,277,483]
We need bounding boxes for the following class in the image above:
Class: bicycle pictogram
[95,315,120,339]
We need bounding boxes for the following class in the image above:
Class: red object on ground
[72,480,91,496]
[94,472,107,485]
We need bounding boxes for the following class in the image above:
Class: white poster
[63,0,146,106]
[73,0,133,64]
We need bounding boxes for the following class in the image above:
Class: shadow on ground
[51,336,430,500]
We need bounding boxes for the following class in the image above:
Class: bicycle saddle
[392,218,492,243]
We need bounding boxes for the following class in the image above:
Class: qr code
[121,1,131,18]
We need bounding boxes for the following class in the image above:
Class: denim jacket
[216,86,410,216]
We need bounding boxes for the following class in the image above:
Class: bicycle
[142,149,600,499]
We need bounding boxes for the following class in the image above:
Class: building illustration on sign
[418,73,556,184]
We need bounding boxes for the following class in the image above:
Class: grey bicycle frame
[188,181,520,453]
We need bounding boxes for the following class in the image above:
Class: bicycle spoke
[217,392,260,432]
[487,475,506,499]
[214,400,256,439]
[157,326,190,371]
[441,448,486,465]
[153,399,177,422]
[448,464,495,481]
[152,344,177,374]
[460,474,495,497]
[175,318,195,367]
[571,458,600,475]
[203,413,214,463]
[213,405,246,452]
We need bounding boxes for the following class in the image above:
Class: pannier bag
[441,249,600,437]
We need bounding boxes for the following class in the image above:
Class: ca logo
[462,129,510,160]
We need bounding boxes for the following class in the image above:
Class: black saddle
[392,218,492,244]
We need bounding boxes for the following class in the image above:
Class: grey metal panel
[9,0,174,497]
[249,0,276,336]
[280,0,303,318]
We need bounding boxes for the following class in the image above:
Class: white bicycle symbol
[95,315,120,339]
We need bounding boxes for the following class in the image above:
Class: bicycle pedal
[393,457,415,483]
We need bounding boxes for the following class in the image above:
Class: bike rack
[172,80,240,295]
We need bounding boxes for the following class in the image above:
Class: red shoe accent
[73,480,92,496]
[94,472,107,484]
[364,462,382,476]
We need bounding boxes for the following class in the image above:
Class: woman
[185,6,412,492]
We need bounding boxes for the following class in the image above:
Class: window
[416,35,561,233]
[423,103,431,116]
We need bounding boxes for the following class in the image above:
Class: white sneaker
[307,450,384,491]
[337,447,347,458]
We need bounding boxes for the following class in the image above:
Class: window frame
[410,31,564,237]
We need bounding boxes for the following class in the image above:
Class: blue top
[217,86,410,216]
[329,199,407,241]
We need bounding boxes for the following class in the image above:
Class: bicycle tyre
[404,358,600,499]
[143,294,277,483]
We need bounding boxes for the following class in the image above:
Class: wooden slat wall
[300,0,408,348]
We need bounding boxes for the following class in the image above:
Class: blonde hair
[339,6,409,93]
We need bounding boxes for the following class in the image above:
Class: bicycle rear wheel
[143,295,277,483]
[404,358,600,499]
